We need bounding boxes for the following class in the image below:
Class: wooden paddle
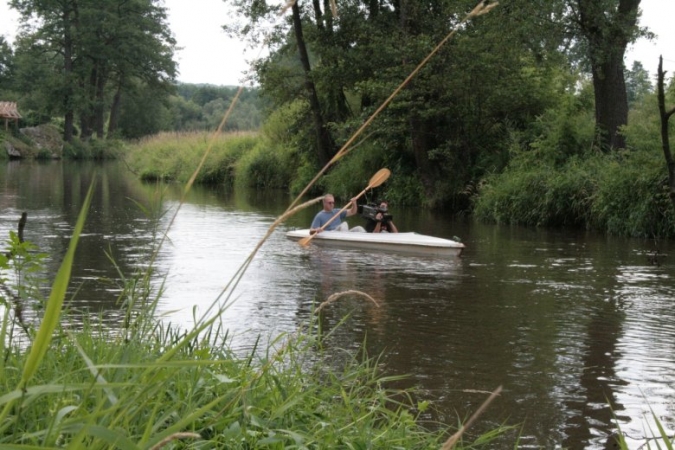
[298,168,391,247]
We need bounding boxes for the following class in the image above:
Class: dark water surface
[2,160,675,449]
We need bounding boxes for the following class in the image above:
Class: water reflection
[1,161,158,329]
[2,161,675,449]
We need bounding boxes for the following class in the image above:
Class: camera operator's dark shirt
[365,219,394,233]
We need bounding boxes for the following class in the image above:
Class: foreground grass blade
[20,180,94,391]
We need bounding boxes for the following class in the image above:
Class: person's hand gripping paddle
[298,168,391,247]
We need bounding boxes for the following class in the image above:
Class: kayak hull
[285,229,464,257]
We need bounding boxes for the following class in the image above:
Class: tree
[290,0,335,166]
[225,0,567,207]
[9,0,176,141]
[104,0,177,137]
[115,79,172,139]
[625,60,653,105]
[224,0,340,166]
[570,0,643,150]
[0,37,15,92]
[10,0,79,141]
[657,57,675,211]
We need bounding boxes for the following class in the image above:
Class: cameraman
[365,200,398,233]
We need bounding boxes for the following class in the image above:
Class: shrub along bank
[473,98,675,239]
[474,148,675,238]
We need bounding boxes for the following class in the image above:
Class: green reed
[126,130,259,185]
[0,273,461,448]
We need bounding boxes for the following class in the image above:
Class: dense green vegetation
[127,132,294,188]
[473,84,675,238]
[126,78,675,238]
[2,0,675,239]
[224,0,651,204]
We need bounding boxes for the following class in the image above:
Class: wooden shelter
[0,101,22,130]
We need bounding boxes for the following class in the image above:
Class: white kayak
[285,229,465,257]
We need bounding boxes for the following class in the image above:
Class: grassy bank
[124,125,675,239]
[473,142,675,239]
[125,129,302,191]
[1,299,457,448]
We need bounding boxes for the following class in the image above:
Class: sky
[0,0,673,86]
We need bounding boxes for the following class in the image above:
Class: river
[1,160,674,449]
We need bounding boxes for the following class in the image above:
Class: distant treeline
[171,84,263,134]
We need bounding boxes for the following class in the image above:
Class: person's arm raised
[298,168,391,247]
[346,198,359,217]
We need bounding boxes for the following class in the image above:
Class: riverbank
[0,298,463,448]
[123,125,675,239]
[1,124,124,160]
[4,108,675,241]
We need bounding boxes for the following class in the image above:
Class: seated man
[310,194,360,234]
[365,200,398,233]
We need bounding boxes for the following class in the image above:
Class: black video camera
[361,203,393,223]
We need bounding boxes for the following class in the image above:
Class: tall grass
[126,131,259,185]
[473,147,675,238]
[0,295,457,448]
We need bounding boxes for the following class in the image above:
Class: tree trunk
[107,78,123,137]
[589,49,628,150]
[577,0,640,151]
[291,1,335,166]
[657,57,675,211]
[62,6,75,142]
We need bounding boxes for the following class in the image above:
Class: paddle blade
[368,168,391,189]
[298,235,312,247]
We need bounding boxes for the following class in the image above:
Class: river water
[1,160,674,449]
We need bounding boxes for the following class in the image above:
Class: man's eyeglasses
[326,201,334,204]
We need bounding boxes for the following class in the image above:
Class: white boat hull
[285,229,465,257]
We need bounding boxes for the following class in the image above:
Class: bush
[474,146,675,238]
[236,142,294,189]
[127,131,260,185]
[322,143,390,201]
[590,150,675,238]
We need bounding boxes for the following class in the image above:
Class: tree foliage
[0,37,15,93]
[566,0,644,151]
[225,0,569,207]
[8,0,177,141]
[625,60,653,106]
[223,0,654,209]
